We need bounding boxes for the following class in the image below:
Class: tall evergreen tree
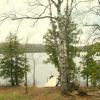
[81,43,100,87]
[0,33,29,86]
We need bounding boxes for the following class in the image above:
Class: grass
[0,86,100,100]
[0,87,32,100]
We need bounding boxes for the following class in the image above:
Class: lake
[26,53,59,87]
[0,52,95,87]
[0,53,59,87]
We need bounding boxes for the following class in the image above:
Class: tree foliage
[44,13,82,93]
[0,33,29,86]
[81,43,100,87]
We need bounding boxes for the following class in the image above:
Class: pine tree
[0,33,29,86]
[81,43,100,87]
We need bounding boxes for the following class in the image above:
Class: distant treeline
[0,42,98,53]
[0,43,45,53]
[23,44,46,53]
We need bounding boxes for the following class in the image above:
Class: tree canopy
[0,33,29,86]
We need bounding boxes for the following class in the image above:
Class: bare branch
[48,0,53,22]
[28,3,47,7]
[32,3,50,27]
[98,0,100,5]
[50,0,57,7]
[70,0,75,8]
[61,0,64,3]
[84,24,100,31]
[70,0,88,14]
[15,19,23,34]
[86,33,100,43]
[11,15,57,20]
[92,37,100,44]
[0,13,9,25]
[84,24,100,27]
[66,0,69,11]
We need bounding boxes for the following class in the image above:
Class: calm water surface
[0,53,59,87]
[0,53,90,87]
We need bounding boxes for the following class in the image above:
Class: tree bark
[56,0,69,94]
[86,74,89,87]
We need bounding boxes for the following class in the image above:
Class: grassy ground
[0,86,100,100]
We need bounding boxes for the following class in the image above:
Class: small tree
[81,44,100,87]
[0,33,29,86]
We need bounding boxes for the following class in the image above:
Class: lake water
[0,53,59,87]
[26,53,59,87]
[0,52,95,87]
[26,53,91,87]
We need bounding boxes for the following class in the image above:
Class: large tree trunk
[58,35,69,94]
[48,0,76,94]
[56,0,69,94]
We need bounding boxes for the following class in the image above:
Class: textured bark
[56,0,69,94]
[56,0,75,94]
[58,34,69,94]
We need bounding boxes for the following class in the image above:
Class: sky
[0,0,50,44]
[0,0,99,44]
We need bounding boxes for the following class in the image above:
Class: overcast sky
[0,0,99,44]
[0,0,50,44]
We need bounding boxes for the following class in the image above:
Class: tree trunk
[25,54,28,94]
[59,39,69,94]
[15,71,18,86]
[25,71,28,94]
[15,58,18,86]
[49,0,75,94]
[11,68,14,86]
[10,58,14,86]
[86,75,89,87]
[56,0,69,94]
[33,59,35,86]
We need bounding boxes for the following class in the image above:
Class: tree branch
[98,0,100,5]
[32,3,51,27]
[92,37,100,44]
[70,0,88,14]
[11,15,57,20]
[50,0,57,7]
